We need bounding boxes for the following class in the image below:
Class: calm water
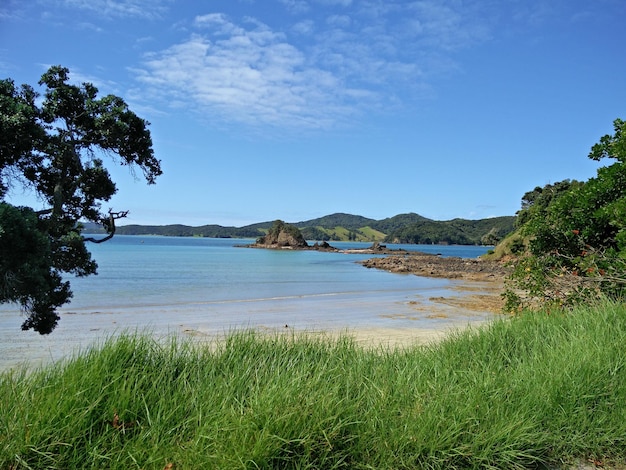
[0,237,493,369]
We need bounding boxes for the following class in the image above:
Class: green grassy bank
[2,302,626,469]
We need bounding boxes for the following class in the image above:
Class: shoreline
[326,251,511,347]
[358,250,509,313]
[358,250,510,282]
[0,252,508,371]
[0,280,500,371]
[183,274,505,350]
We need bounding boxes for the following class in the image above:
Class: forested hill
[88,212,515,245]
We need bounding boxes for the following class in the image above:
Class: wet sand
[0,260,507,370]
[235,278,505,349]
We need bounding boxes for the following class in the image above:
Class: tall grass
[2,301,626,469]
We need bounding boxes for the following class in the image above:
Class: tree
[515,180,582,227]
[504,119,626,311]
[0,66,162,333]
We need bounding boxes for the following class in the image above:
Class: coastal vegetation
[0,66,161,334]
[107,223,262,238]
[502,118,626,312]
[2,301,626,469]
[381,215,514,245]
[104,212,515,245]
[1,60,623,468]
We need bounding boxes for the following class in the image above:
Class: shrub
[504,119,626,311]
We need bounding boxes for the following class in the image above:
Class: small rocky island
[248,220,509,284]
[249,220,338,251]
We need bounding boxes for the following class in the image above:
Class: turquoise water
[62,237,486,310]
[0,237,494,369]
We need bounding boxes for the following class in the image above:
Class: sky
[1,0,625,227]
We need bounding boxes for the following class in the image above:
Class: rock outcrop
[310,241,339,252]
[359,252,510,281]
[252,220,309,249]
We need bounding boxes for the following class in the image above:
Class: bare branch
[82,209,129,244]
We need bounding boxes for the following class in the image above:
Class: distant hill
[82,222,261,238]
[83,212,516,245]
[382,216,515,245]
[369,213,432,233]
[293,213,376,230]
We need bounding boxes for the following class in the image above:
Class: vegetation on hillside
[383,216,515,245]
[108,212,515,245]
[3,301,626,469]
[503,118,626,311]
[293,212,376,230]
[300,224,387,242]
[369,212,431,233]
[114,224,262,238]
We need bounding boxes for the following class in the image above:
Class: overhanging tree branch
[82,209,129,244]
[1,65,161,333]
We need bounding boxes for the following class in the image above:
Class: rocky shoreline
[357,250,511,315]
[246,220,510,314]
[358,251,510,282]
[247,230,510,284]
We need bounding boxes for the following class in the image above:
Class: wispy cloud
[132,0,493,133]
[315,0,353,6]
[134,15,369,132]
[278,0,310,15]
[53,0,171,19]
[0,0,27,20]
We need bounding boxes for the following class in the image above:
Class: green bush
[505,119,626,311]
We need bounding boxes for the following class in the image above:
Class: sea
[0,236,494,370]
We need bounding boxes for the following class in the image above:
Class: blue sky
[1,0,624,227]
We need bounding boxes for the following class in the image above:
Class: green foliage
[589,117,626,163]
[515,180,583,227]
[505,119,626,311]
[300,225,386,242]
[0,66,161,333]
[369,212,431,233]
[384,216,515,245]
[113,224,263,238]
[0,203,69,333]
[293,212,376,230]
[112,213,513,244]
[3,301,626,468]
[300,225,332,241]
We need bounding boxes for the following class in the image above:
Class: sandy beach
[303,279,504,348]
[179,275,506,351]
[0,280,504,370]
[0,251,508,370]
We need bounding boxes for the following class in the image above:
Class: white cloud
[134,21,368,132]
[326,14,351,28]
[132,1,495,133]
[76,21,103,32]
[55,0,171,19]
[315,0,352,6]
[279,0,310,15]
[291,20,315,35]
[0,1,23,20]
[194,13,241,34]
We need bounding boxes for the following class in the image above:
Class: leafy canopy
[505,119,626,311]
[0,66,161,333]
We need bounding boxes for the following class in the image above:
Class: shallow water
[0,237,494,370]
